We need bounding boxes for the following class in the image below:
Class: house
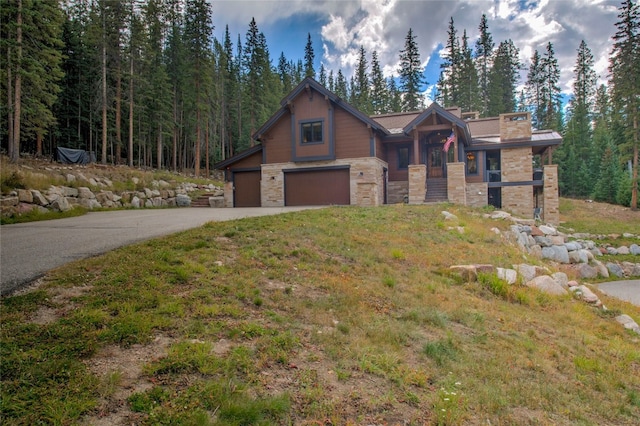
[215,77,562,224]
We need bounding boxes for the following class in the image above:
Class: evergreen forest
[1,0,638,209]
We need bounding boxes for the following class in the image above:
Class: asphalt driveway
[0,207,318,296]
[597,280,640,307]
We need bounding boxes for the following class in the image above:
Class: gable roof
[402,103,472,142]
[214,143,263,170]
[253,77,389,142]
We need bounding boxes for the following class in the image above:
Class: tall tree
[304,32,315,78]
[335,69,348,99]
[475,13,494,116]
[184,0,213,176]
[525,49,544,128]
[398,28,425,111]
[370,50,389,115]
[352,46,370,113]
[458,29,480,112]
[486,39,520,116]
[437,17,460,107]
[540,42,562,130]
[609,0,639,209]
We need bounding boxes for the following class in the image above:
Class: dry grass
[2,204,639,425]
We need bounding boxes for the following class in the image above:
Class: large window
[398,146,411,169]
[301,121,323,144]
[466,152,478,175]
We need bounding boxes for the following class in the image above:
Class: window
[398,146,410,169]
[301,121,323,144]
[466,152,478,175]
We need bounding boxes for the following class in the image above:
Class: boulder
[61,186,79,197]
[130,196,141,208]
[30,190,49,206]
[551,272,569,289]
[541,245,570,264]
[539,225,557,236]
[442,211,458,221]
[534,236,553,247]
[592,260,610,278]
[66,173,76,183]
[572,285,600,304]
[617,246,630,255]
[606,262,625,278]
[79,198,102,210]
[616,314,640,335]
[17,189,33,203]
[50,196,71,212]
[496,267,518,284]
[525,275,568,296]
[514,264,538,282]
[449,265,478,282]
[630,244,640,256]
[78,187,96,199]
[209,196,225,208]
[574,263,598,279]
[176,194,191,207]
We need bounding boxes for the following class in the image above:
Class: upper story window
[301,120,323,144]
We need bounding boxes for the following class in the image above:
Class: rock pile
[506,222,640,279]
[1,179,224,217]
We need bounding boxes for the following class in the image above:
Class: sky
[210,0,622,102]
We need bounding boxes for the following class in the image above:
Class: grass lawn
[1,202,639,425]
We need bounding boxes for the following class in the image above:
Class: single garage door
[284,167,350,206]
[234,170,261,207]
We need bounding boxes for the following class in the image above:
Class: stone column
[447,162,466,205]
[543,165,559,225]
[224,181,234,207]
[408,164,426,204]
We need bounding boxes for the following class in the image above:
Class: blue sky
[211,0,622,103]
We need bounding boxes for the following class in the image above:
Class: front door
[427,145,444,178]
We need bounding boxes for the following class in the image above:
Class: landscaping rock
[631,244,640,255]
[572,285,600,304]
[497,267,518,284]
[541,245,570,264]
[606,262,625,278]
[574,263,598,279]
[17,189,33,203]
[50,196,71,212]
[176,194,191,207]
[551,272,569,289]
[615,314,640,335]
[525,275,568,296]
[442,211,458,221]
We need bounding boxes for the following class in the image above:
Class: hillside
[1,202,639,425]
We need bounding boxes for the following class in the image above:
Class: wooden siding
[229,150,262,170]
[284,168,350,206]
[334,107,371,159]
[292,91,332,160]
[263,114,292,164]
[386,143,411,182]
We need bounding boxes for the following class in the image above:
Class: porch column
[408,164,426,204]
[412,128,419,165]
[447,162,466,205]
[453,127,458,162]
[543,165,559,225]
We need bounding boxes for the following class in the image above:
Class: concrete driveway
[0,207,318,296]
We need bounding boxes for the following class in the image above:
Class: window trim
[300,119,324,145]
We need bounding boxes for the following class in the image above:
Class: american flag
[443,131,456,153]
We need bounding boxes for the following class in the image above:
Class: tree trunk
[172,87,177,171]
[157,122,162,169]
[129,54,134,168]
[194,81,201,177]
[101,11,108,164]
[631,114,638,211]
[205,119,209,178]
[10,1,22,163]
[7,46,14,160]
[115,68,122,164]
[36,132,43,157]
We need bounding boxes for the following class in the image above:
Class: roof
[371,111,421,134]
[214,144,263,169]
[253,77,389,141]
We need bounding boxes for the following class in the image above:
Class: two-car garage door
[233,167,351,207]
[284,167,350,206]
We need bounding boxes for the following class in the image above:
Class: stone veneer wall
[500,112,531,140]
[408,164,426,204]
[387,181,408,204]
[446,163,466,205]
[224,181,234,207]
[465,182,488,208]
[501,147,534,218]
[261,157,387,207]
[543,165,559,224]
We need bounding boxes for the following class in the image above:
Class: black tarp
[56,147,96,165]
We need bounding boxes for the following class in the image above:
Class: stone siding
[465,182,488,208]
[500,112,531,140]
[502,185,534,219]
[447,163,466,205]
[261,157,387,207]
[388,181,408,204]
[408,164,426,204]
[224,181,234,207]
[543,165,559,224]
[501,147,532,182]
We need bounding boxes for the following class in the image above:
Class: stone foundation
[388,181,408,204]
[408,164,426,204]
[446,163,466,205]
[543,165,559,224]
[466,182,488,208]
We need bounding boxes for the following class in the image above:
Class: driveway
[0,207,318,296]
[597,280,640,307]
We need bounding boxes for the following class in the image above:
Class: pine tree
[184,0,214,176]
[370,50,389,114]
[525,49,544,128]
[387,77,402,113]
[458,30,480,113]
[437,17,460,107]
[335,69,348,99]
[540,42,561,130]
[318,63,327,86]
[475,14,494,116]
[304,32,315,78]
[398,28,425,111]
[277,52,292,95]
[352,46,370,113]
[486,39,520,116]
[609,0,639,209]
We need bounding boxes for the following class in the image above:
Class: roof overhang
[214,144,263,170]
[401,103,472,144]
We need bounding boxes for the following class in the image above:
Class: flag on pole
[443,131,456,153]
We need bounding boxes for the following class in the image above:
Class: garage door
[234,170,261,207]
[284,167,350,206]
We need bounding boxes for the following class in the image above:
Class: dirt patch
[28,282,92,325]
[80,335,173,425]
